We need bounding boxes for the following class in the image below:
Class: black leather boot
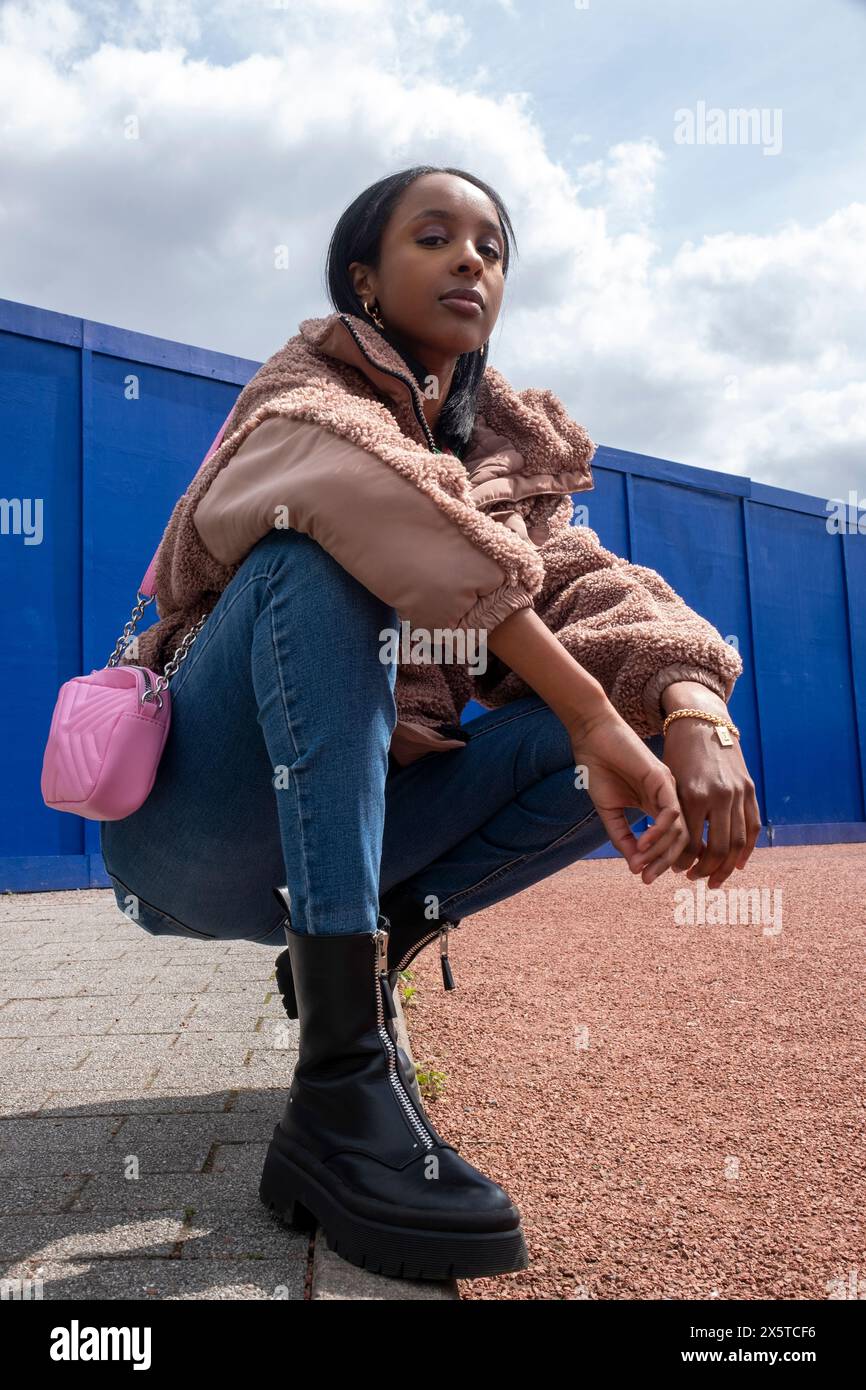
[272,887,434,1109]
[271,883,462,1021]
[259,920,529,1280]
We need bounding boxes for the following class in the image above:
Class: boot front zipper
[373,926,435,1151]
[393,922,460,989]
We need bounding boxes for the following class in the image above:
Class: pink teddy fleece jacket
[120,310,743,765]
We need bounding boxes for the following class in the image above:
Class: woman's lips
[439,296,483,317]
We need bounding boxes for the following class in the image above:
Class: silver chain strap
[152,613,209,695]
[106,590,209,706]
[106,591,156,668]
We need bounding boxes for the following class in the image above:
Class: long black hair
[324,165,518,458]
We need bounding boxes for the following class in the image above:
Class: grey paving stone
[133,1064,251,1090]
[0,979,89,999]
[7,1045,97,1073]
[0,1175,86,1215]
[0,1148,150,1177]
[69,1171,267,1212]
[0,998,60,1022]
[2,1000,162,1037]
[197,980,279,998]
[171,1026,296,1052]
[203,1142,270,1177]
[44,998,188,1031]
[150,1061,296,1095]
[157,1038,260,1060]
[66,1035,181,1063]
[231,1089,288,1113]
[0,1256,306,1299]
[24,945,135,961]
[0,1016,60,1039]
[0,1084,54,1114]
[0,1213,185,1260]
[176,1207,307,1260]
[0,888,448,1302]
[0,969,152,992]
[184,997,284,1021]
[1,1116,218,1177]
[103,1002,204,1035]
[1,1114,121,1152]
[116,1113,269,1150]
[138,972,222,992]
[154,952,237,967]
[40,1091,241,1117]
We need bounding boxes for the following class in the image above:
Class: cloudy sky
[1,0,864,500]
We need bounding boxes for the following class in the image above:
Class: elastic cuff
[641,663,729,729]
[457,582,534,636]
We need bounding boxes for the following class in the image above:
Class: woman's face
[349,172,506,372]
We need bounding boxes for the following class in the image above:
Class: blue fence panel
[573,460,631,558]
[843,528,866,800]
[1,326,83,883]
[81,351,252,874]
[1,296,864,891]
[628,473,761,818]
[746,501,864,830]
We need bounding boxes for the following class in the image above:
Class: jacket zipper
[339,316,573,506]
[373,926,435,1150]
[338,313,441,454]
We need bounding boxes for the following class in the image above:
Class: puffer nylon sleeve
[192,414,536,635]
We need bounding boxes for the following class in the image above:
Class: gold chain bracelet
[662,707,740,746]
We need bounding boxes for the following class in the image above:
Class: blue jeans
[100,528,663,945]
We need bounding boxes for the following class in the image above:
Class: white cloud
[0,0,862,500]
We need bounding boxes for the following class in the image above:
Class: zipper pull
[375,927,397,1018]
[380,972,398,1019]
[440,926,456,991]
[375,925,389,976]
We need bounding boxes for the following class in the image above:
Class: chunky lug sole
[259,1131,529,1281]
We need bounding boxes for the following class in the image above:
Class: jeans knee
[250,530,399,709]
[261,529,392,620]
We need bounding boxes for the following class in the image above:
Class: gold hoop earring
[479,340,487,358]
[362,298,385,329]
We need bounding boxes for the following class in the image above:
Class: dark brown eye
[418,234,501,260]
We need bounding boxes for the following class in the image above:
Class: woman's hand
[569,705,692,884]
[659,717,761,887]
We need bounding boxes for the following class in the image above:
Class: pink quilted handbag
[40,408,236,821]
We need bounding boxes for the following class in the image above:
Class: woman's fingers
[704,795,746,887]
[633,816,691,881]
[685,794,734,883]
[620,767,762,889]
[738,783,762,869]
[601,802,680,871]
[601,806,651,865]
[628,782,692,881]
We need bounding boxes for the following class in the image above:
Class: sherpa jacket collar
[298,311,596,504]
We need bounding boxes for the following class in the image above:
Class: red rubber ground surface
[402,843,865,1301]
